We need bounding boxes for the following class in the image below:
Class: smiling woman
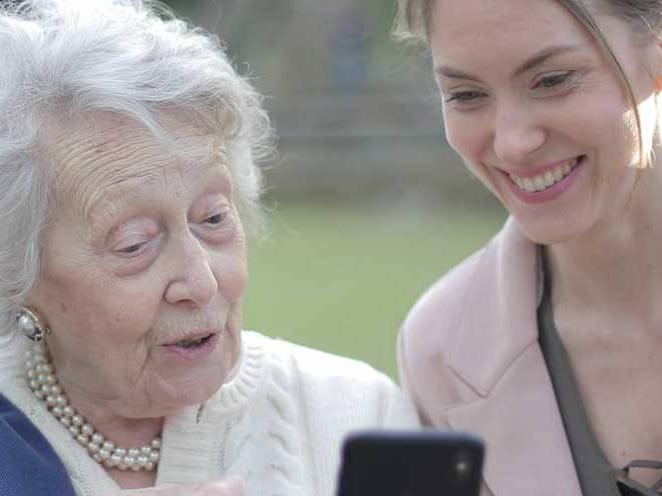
[394,0,662,495]
[0,1,419,495]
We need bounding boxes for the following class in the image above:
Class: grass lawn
[243,201,506,379]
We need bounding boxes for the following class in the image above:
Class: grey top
[537,267,621,495]
[537,251,662,495]
[537,246,662,496]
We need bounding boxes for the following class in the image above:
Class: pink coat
[398,218,583,495]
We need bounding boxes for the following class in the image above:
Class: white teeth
[543,171,554,187]
[522,178,536,192]
[509,157,581,193]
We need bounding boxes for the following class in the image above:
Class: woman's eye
[204,212,225,225]
[444,90,486,104]
[534,71,575,90]
[115,242,146,255]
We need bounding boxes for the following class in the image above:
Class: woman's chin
[142,371,226,417]
[140,344,237,416]
[169,376,224,408]
[512,214,587,246]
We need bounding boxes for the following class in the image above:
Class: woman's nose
[164,236,218,308]
[492,107,545,166]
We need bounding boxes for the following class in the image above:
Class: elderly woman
[395,0,662,495]
[0,1,419,495]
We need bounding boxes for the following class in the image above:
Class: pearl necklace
[25,343,162,472]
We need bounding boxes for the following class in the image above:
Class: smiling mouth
[508,156,584,193]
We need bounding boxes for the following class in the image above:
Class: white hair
[0,0,273,357]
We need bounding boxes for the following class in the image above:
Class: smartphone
[337,429,484,496]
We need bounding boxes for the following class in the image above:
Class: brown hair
[394,0,662,168]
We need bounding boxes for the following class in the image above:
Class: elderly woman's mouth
[175,335,213,348]
[161,332,220,359]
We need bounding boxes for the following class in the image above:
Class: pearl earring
[17,307,51,342]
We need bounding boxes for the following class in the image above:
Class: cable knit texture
[0,331,419,495]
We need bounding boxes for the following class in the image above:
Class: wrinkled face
[430,0,661,243]
[29,113,247,418]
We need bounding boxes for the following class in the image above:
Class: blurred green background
[163,0,507,378]
[246,204,504,378]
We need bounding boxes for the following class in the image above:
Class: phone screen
[337,430,484,496]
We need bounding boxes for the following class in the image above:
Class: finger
[193,478,247,495]
[220,477,246,494]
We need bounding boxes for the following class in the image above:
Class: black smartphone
[337,429,484,496]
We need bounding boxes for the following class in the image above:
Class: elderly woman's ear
[16,306,51,342]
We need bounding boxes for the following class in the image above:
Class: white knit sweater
[1,331,420,495]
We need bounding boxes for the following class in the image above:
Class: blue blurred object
[0,394,76,496]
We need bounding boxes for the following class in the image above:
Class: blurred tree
[160,0,424,95]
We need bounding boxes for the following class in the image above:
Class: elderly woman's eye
[115,241,146,254]
[204,213,226,225]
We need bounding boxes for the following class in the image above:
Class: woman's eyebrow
[512,44,582,77]
[434,44,582,82]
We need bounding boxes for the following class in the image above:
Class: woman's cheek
[222,261,247,303]
[446,121,479,168]
[444,119,504,197]
[206,247,245,304]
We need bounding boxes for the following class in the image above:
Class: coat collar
[446,217,540,397]
[443,218,582,495]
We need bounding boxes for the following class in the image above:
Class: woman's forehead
[429,0,596,70]
[47,115,227,216]
[431,0,579,46]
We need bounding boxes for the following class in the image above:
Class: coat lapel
[446,345,582,495]
[445,219,582,495]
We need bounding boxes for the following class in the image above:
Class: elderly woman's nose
[492,105,546,166]
[164,236,219,308]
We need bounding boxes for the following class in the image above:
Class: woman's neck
[545,165,662,326]
[54,387,163,489]
[59,385,165,449]
[25,345,165,489]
